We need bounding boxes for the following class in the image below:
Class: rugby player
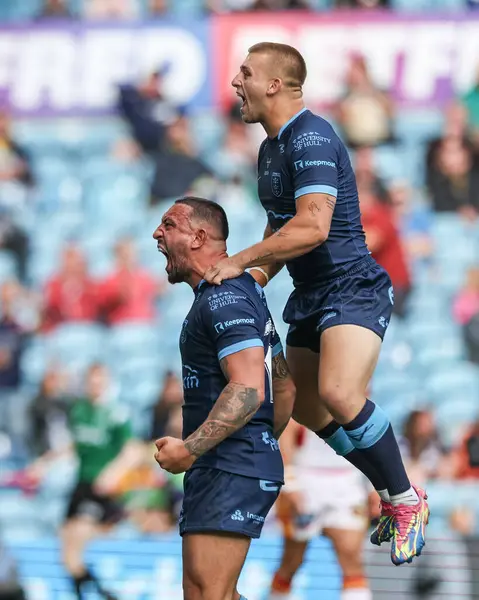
[269,421,371,600]
[152,197,295,600]
[204,42,428,565]
[60,363,143,600]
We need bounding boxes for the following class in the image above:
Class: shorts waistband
[295,254,375,289]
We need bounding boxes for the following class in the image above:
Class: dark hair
[248,42,307,89]
[175,196,229,241]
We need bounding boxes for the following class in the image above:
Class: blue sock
[315,420,387,493]
[343,399,411,496]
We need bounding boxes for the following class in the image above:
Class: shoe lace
[394,504,419,543]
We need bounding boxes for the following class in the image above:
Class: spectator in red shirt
[359,182,411,318]
[98,238,163,326]
[42,245,100,332]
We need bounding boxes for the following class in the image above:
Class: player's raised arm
[232,191,335,271]
[184,346,265,458]
[249,222,285,288]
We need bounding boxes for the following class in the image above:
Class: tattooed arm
[271,350,295,440]
[183,346,265,459]
[229,193,336,269]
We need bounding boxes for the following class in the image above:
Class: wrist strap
[249,267,270,284]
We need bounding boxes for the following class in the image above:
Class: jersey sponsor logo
[74,426,109,446]
[294,159,336,170]
[266,209,294,220]
[292,132,332,152]
[264,319,274,337]
[214,318,255,333]
[231,509,245,521]
[261,431,279,451]
[259,480,280,492]
[388,286,395,305]
[247,511,265,524]
[183,364,199,389]
[271,172,283,197]
[180,319,188,344]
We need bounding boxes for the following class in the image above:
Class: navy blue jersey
[257,108,369,286]
[179,273,284,483]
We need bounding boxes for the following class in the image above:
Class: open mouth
[157,244,171,271]
[236,91,246,110]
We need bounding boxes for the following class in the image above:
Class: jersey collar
[194,279,207,295]
[277,107,308,140]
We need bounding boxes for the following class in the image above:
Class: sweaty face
[152,205,194,284]
[231,53,273,124]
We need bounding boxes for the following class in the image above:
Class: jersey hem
[189,463,284,485]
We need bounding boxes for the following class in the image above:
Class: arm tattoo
[325,196,336,212]
[308,199,321,216]
[272,353,289,380]
[184,382,261,458]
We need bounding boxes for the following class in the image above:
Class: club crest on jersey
[271,172,283,197]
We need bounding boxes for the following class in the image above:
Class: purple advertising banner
[213,12,479,110]
[0,14,479,116]
[0,21,212,116]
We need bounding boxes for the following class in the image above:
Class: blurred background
[0,0,479,598]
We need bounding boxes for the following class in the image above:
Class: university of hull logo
[271,172,283,197]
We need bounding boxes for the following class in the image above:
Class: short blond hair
[248,42,307,89]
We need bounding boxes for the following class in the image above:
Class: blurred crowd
[0,1,479,550]
[21,0,479,19]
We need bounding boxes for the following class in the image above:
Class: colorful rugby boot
[391,487,429,566]
[370,499,395,546]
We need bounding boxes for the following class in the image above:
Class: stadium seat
[426,363,479,406]
[46,323,107,370]
[0,251,18,282]
[108,323,161,361]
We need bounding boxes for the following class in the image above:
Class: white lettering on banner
[81,31,133,106]
[0,27,207,112]
[13,32,77,110]
[224,19,479,105]
[140,29,207,105]
[402,24,455,101]
[455,23,479,90]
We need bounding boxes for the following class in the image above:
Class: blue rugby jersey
[257,108,369,286]
[180,273,284,483]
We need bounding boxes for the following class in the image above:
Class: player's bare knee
[292,395,332,431]
[183,578,233,600]
[319,383,361,422]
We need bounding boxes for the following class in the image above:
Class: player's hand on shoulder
[204,257,244,285]
[154,436,196,474]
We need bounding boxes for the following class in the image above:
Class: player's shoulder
[286,109,338,149]
[197,274,263,310]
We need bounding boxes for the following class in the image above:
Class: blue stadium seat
[46,323,107,369]
[0,251,18,282]
[109,323,161,361]
[83,172,149,229]
[436,400,478,446]
[426,363,479,406]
